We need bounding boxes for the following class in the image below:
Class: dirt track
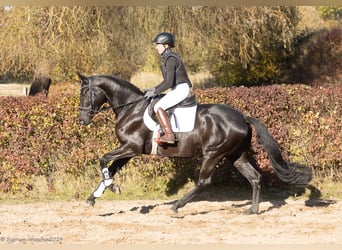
[0,197,341,245]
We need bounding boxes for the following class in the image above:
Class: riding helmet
[152,32,175,47]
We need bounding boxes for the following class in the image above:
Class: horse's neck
[99,81,137,104]
[114,96,147,123]
[98,82,144,118]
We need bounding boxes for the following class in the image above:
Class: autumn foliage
[0,6,340,86]
[0,84,340,194]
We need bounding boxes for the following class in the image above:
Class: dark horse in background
[77,73,312,214]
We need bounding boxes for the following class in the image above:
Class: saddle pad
[143,105,197,132]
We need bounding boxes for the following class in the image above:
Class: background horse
[78,73,312,214]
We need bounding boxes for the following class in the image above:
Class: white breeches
[153,83,191,112]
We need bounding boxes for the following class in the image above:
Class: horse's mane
[95,74,143,96]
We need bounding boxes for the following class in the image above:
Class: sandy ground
[0,196,341,245]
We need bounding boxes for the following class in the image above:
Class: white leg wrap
[102,167,110,179]
[102,168,113,187]
[93,181,106,198]
[104,178,113,187]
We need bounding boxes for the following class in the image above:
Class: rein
[110,98,145,111]
[79,80,145,114]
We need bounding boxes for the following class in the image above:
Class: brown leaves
[0,84,340,193]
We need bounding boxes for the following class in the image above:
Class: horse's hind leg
[233,152,261,214]
[171,156,220,213]
[171,183,207,213]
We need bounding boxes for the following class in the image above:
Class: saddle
[148,94,197,121]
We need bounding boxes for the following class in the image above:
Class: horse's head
[78,73,107,126]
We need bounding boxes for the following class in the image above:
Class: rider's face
[155,44,167,55]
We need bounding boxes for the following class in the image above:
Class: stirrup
[155,131,175,144]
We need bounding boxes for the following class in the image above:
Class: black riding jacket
[154,49,192,95]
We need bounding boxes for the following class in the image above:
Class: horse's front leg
[86,158,130,206]
[86,147,137,206]
[107,158,132,194]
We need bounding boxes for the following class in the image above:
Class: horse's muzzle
[79,111,94,126]
[79,118,91,126]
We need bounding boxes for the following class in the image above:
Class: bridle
[79,79,145,115]
[79,79,105,115]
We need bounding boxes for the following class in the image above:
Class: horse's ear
[77,72,88,85]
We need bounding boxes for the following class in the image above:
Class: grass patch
[1,164,341,205]
[0,164,194,204]
[0,173,97,204]
[310,170,342,200]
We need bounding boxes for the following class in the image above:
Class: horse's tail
[245,116,312,185]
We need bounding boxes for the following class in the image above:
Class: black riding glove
[144,88,156,99]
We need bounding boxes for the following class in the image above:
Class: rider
[144,32,192,144]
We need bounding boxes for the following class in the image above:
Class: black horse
[78,73,312,214]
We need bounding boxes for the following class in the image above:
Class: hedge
[0,84,341,194]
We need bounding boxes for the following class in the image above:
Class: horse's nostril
[79,120,85,125]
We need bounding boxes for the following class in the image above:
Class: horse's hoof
[86,197,96,207]
[108,184,121,194]
[171,204,178,213]
[245,207,258,215]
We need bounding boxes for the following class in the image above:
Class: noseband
[79,79,103,115]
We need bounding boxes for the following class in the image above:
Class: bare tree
[0,6,299,85]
